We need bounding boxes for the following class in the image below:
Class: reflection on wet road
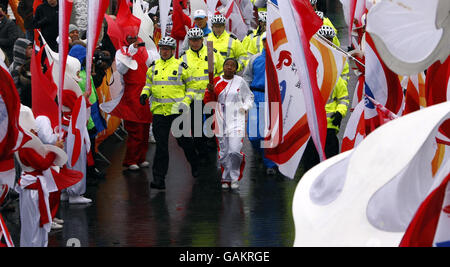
[46,134,301,247]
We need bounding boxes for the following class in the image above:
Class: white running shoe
[128,164,140,171]
[149,134,156,144]
[51,221,63,230]
[69,196,92,204]
[53,217,64,224]
[139,161,150,168]
[221,183,230,189]
[231,181,239,189]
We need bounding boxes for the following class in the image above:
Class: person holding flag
[15,105,82,246]
[107,0,160,171]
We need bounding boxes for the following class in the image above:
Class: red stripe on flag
[426,57,450,106]
[266,115,310,164]
[365,33,403,115]
[265,42,283,158]
[400,172,450,247]
[290,0,327,161]
[270,18,288,51]
[70,96,84,167]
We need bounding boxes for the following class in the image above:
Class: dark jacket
[33,0,58,51]
[0,15,20,64]
[9,38,32,107]
[18,0,35,30]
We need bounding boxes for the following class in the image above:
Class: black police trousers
[152,114,199,180]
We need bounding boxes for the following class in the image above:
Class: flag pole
[364,94,398,119]
[315,34,365,68]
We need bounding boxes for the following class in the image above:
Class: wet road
[46,133,301,247]
[3,1,354,247]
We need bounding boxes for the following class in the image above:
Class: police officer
[206,14,248,72]
[244,11,266,55]
[180,27,224,161]
[140,37,199,190]
[311,0,340,47]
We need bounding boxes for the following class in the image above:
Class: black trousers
[189,100,210,158]
[301,128,340,173]
[152,114,199,180]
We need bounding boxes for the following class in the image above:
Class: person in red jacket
[114,33,160,171]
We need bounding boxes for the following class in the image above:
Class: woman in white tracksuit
[204,58,254,189]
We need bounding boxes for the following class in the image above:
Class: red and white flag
[222,0,248,41]
[402,72,426,115]
[85,0,110,96]
[363,33,403,134]
[263,0,325,178]
[57,0,74,134]
[67,96,90,167]
[310,35,347,104]
[341,100,366,152]
[0,60,22,248]
[400,171,450,247]
[278,0,327,162]
[425,57,450,106]
[31,45,59,130]
[340,0,366,48]
[365,94,398,126]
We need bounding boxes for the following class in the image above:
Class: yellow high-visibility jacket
[242,29,258,52]
[247,33,265,56]
[206,30,248,72]
[180,45,224,100]
[141,56,195,116]
[326,76,349,131]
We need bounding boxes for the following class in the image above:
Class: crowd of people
[0,0,349,247]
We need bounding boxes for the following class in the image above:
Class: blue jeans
[247,91,276,169]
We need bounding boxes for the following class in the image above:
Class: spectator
[0,3,20,65]
[9,38,33,107]
[33,0,59,51]
[69,44,107,184]
[18,0,35,42]
[68,24,86,49]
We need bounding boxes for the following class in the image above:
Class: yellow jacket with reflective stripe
[181,45,224,100]
[247,33,265,56]
[141,56,194,116]
[242,29,258,52]
[206,30,248,72]
[326,76,349,131]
